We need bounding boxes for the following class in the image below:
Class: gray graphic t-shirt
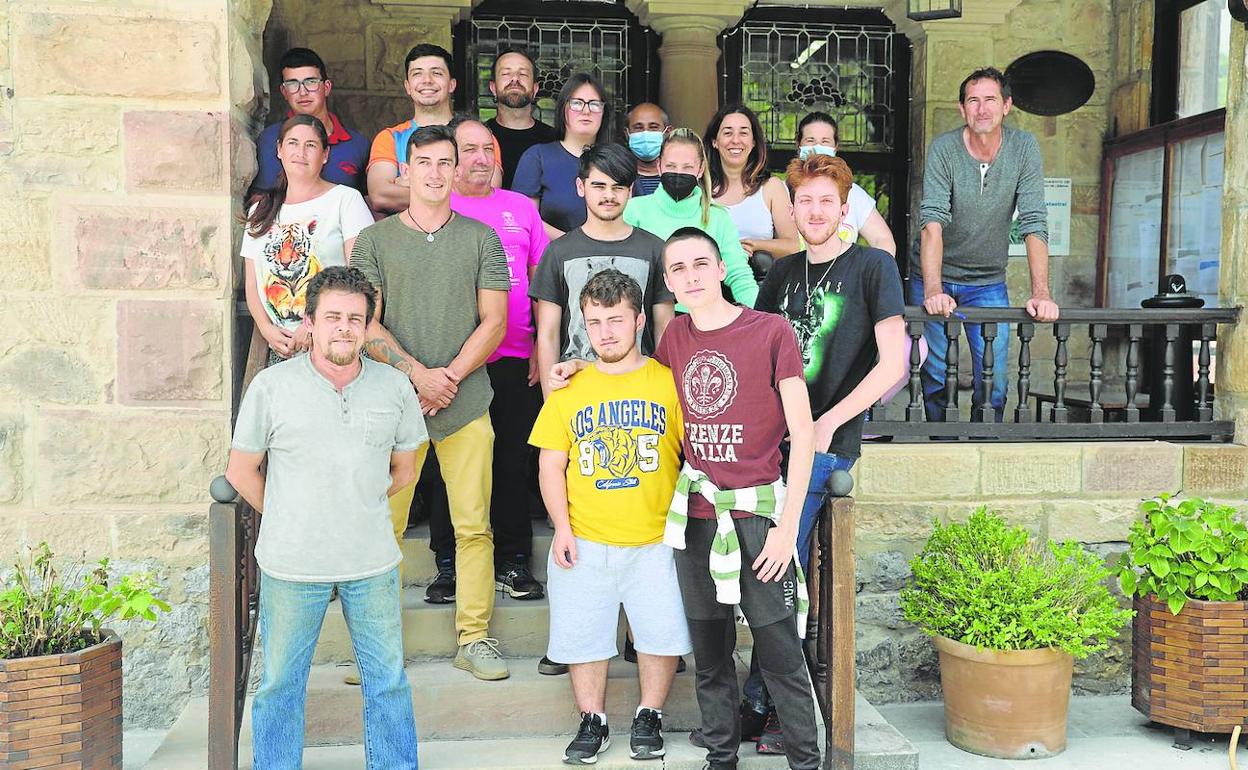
[529,227,674,361]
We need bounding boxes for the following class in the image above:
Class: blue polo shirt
[252,112,369,194]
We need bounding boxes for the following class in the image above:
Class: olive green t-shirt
[352,213,511,439]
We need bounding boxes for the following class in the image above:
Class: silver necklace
[804,254,839,315]
[403,209,453,242]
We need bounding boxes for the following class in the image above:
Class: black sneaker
[538,656,569,675]
[740,700,767,743]
[424,555,455,604]
[755,707,784,754]
[623,638,687,672]
[629,708,664,760]
[495,557,545,600]
[563,712,610,764]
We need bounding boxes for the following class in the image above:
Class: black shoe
[563,712,610,764]
[424,555,455,604]
[630,708,664,760]
[755,707,784,754]
[538,655,569,676]
[496,557,545,600]
[699,762,738,770]
[623,638,687,672]
[740,700,767,743]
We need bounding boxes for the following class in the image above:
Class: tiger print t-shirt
[529,358,684,547]
[241,185,375,330]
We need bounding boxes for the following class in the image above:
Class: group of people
[226,38,1061,770]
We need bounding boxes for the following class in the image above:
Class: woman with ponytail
[622,127,759,307]
[241,114,374,361]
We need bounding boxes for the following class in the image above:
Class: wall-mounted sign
[1010,177,1072,257]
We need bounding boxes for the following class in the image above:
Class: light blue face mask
[628,131,664,161]
[798,145,837,160]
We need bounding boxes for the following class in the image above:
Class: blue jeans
[907,279,1009,422]
[743,451,856,714]
[252,568,417,770]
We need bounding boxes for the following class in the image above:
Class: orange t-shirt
[368,119,503,177]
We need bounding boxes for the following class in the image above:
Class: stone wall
[0,0,269,728]
[850,440,1248,702]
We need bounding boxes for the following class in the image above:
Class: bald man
[624,102,670,197]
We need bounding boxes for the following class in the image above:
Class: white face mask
[798,145,837,160]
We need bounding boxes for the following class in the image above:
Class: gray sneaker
[454,637,510,680]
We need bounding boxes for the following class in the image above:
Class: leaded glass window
[728,21,896,154]
[468,15,631,134]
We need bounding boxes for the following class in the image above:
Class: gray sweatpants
[674,516,821,770]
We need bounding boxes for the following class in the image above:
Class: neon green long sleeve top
[623,185,759,308]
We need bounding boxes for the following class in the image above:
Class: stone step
[145,692,917,770]
[302,656,716,743]
[313,588,753,664]
[400,522,554,587]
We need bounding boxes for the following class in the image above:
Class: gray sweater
[913,125,1048,285]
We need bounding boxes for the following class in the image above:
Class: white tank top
[724,186,774,241]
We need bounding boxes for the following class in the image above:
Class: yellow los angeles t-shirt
[529,358,684,547]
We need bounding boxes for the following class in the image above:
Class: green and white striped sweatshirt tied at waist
[663,463,809,636]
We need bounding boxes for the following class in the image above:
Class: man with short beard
[485,48,556,190]
[226,266,424,769]
[530,269,689,765]
[748,153,906,754]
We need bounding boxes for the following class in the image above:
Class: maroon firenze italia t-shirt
[654,308,805,519]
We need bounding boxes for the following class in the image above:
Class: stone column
[627,0,751,131]
[1217,22,1248,439]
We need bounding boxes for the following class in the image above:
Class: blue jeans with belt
[743,450,856,714]
[907,279,1010,422]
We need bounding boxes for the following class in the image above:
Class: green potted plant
[0,542,170,769]
[1115,495,1248,737]
[900,507,1132,759]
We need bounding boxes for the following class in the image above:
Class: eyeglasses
[280,77,324,94]
[567,98,605,114]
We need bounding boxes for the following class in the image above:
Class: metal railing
[867,306,1240,440]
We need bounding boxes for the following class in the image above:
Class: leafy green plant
[0,542,171,660]
[900,507,1132,658]
[1116,495,1248,615]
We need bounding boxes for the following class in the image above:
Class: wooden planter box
[0,631,122,769]
[1132,594,1248,733]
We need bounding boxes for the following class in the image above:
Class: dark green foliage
[1116,495,1248,615]
[899,507,1132,658]
[1,542,171,659]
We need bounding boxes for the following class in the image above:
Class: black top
[755,244,905,458]
[487,117,557,190]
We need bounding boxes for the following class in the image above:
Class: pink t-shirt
[451,189,550,361]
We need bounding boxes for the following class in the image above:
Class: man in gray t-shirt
[351,124,513,682]
[912,67,1060,422]
[226,267,425,769]
[530,143,675,399]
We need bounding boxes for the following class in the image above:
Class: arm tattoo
[366,337,413,376]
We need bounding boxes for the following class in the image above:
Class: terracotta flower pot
[0,631,123,769]
[934,634,1074,759]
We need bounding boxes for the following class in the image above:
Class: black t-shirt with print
[755,244,905,459]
